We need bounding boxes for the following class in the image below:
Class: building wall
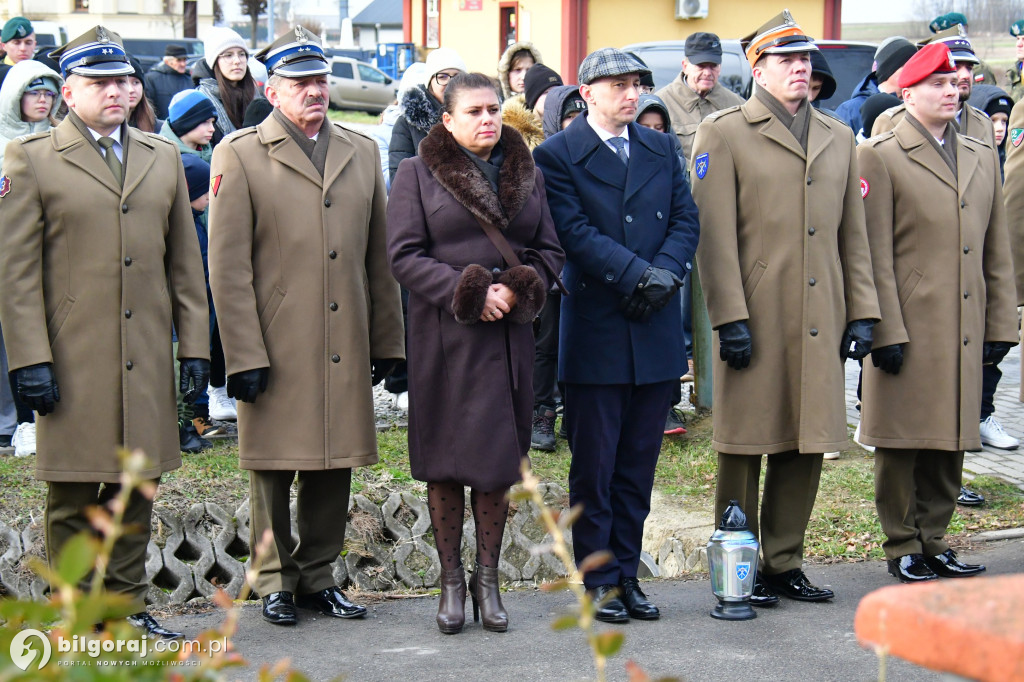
[2,0,216,39]
[411,0,832,82]
[587,0,826,49]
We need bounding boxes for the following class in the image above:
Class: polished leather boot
[619,577,660,620]
[924,549,986,578]
[261,591,297,625]
[436,566,467,634]
[295,586,366,619]
[887,554,939,583]
[750,578,780,607]
[762,569,834,602]
[469,562,508,632]
[126,612,183,639]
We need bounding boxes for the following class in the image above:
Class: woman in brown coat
[387,72,564,635]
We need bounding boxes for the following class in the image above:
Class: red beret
[898,42,956,89]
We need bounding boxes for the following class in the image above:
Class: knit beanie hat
[874,38,916,85]
[168,89,217,137]
[25,75,59,93]
[204,27,247,69]
[560,91,586,121]
[424,47,466,82]
[128,54,146,87]
[242,97,275,127]
[986,94,1013,119]
[523,64,562,110]
[181,154,211,202]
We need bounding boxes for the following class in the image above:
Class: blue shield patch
[695,153,709,179]
[735,562,750,581]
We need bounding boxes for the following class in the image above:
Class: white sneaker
[854,423,875,452]
[392,391,408,412]
[823,451,840,460]
[207,385,237,421]
[980,415,1019,450]
[13,422,36,457]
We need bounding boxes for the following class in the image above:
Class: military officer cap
[930,12,968,33]
[254,25,328,78]
[48,26,133,78]
[577,48,650,85]
[1,17,33,42]
[741,9,818,66]
[918,25,979,65]
[1011,20,1024,37]
[898,42,956,90]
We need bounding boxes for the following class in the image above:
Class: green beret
[930,12,967,33]
[1,16,33,43]
[1012,20,1024,37]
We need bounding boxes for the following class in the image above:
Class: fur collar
[501,98,544,151]
[418,124,535,229]
[400,84,443,134]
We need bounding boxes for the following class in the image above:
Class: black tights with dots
[427,482,509,572]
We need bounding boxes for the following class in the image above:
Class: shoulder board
[15,131,51,144]
[815,108,844,124]
[222,127,259,144]
[703,104,743,123]
[860,130,896,148]
[143,131,175,146]
[959,133,991,149]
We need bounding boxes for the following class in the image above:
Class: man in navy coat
[534,48,699,622]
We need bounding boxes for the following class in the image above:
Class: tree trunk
[250,15,259,48]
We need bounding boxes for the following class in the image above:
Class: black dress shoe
[762,569,834,602]
[924,549,986,578]
[261,591,297,625]
[589,584,629,623]
[887,554,938,583]
[957,486,985,507]
[619,577,659,620]
[295,586,367,619]
[750,578,780,607]
[126,612,183,639]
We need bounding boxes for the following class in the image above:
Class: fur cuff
[496,265,546,324]
[452,265,493,324]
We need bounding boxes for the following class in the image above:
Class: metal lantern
[706,499,759,620]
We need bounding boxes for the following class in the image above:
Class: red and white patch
[0,176,10,198]
[859,177,869,199]
[210,174,222,198]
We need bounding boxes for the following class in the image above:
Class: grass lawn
[327,109,380,126]
[2,414,1021,566]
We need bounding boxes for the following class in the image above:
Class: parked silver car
[328,57,397,114]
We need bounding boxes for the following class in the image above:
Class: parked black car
[623,39,876,111]
[122,37,205,73]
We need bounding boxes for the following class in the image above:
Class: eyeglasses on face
[218,50,248,62]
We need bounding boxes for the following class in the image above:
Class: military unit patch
[211,174,222,197]
[695,153,709,179]
[1012,129,1024,148]
[0,176,11,198]
[860,177,869,199]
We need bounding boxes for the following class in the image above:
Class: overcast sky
[842,0,917,23]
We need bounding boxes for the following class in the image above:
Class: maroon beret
[898,42,956,89]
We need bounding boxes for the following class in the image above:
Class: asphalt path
[162,537,1024,681]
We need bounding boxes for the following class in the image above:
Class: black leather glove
[13,362,59,416]
[840,319,875,361]
[179,358,210,405]
[982,341,1014,365]
[718,320,752,370]
[226,368,269,404]
[871,344,904,375]
[371,358,402,386]
[635,267,684,310]
[618,293,653,322]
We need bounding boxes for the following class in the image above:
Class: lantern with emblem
[706,500,759,620]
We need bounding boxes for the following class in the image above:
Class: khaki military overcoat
[857,117,1019,451]
[691,96,880,455]
[1000,99,1024,400]
[871,102,995,148]
[208,114,404,471]
[656,75,745,161]
[0,116,209,482]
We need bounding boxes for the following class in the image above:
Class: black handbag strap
[474,216,568,295]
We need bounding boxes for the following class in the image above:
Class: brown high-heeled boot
[436,566,467,634]
[469,562,508,632]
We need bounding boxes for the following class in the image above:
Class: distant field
[842,22,1019,88]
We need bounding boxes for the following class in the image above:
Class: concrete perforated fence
[0,483,708,604]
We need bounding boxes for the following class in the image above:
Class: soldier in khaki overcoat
[857,43,1019,584]
[208,27,404,626]
[0,27,210,639]
[998,95,1024,404]
[692,11,880,608]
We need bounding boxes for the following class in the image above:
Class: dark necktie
[98,136,123,186]
[608,136,629,166]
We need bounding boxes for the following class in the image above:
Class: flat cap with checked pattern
[577,48,650,86]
